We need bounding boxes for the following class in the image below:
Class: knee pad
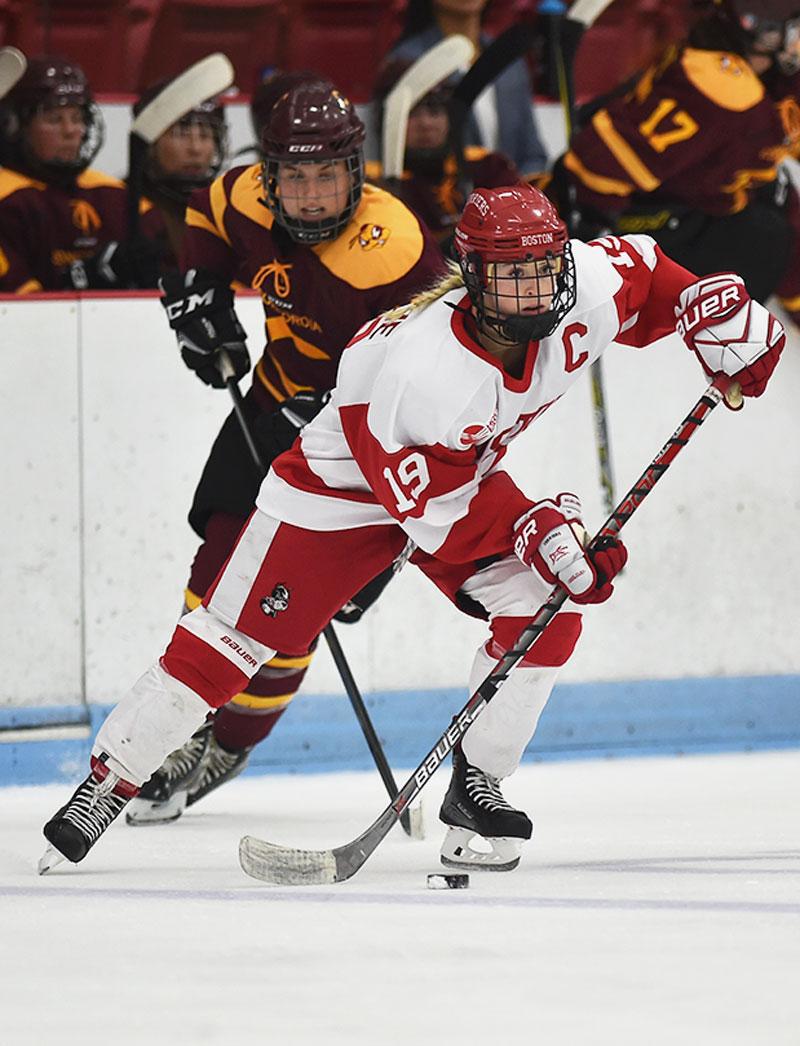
[162,606,275,709]
[487,613,582,668]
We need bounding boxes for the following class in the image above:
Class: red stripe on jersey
[340,401,532,562]
[161,628,251,710]
[593,237,696,347]
[339,401,479,525]
[271,442,378,504]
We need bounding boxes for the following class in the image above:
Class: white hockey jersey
[258,235,698,565]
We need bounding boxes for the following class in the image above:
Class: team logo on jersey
[349,223,391,251]
[458,411,497,447]
[70,199,101,235]
[253,260,292,298]
[260,583,290,618]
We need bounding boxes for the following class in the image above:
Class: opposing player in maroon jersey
[121,76,446,824]
[40,185,784,873]
[554,1,800,325]
[368,58,522,246]
[68,79,229,290]
[0,56,132,292]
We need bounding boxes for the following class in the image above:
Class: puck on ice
[426,873,469,889]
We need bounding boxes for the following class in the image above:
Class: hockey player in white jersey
[40,184,785,874]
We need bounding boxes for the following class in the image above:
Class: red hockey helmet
[0,56,103,178]
[260,77,366,244]
[133,79,228,206]
[454,185,576,342]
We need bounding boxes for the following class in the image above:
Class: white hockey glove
[675,274,785,408]
[512,493,627,605]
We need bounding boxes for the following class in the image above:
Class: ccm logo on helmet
[288,144,323,153]
[521,232,555,246]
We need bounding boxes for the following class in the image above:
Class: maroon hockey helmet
[0,55,104,178]
[250,69,316,140]
[454,185,576,342]
[133,79,228,207]
[260,76,366,244]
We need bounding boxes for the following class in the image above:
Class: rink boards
[1,293,798,783]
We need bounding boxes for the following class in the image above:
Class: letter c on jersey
[562,322,589,373]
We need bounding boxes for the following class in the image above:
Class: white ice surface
[2,750,798,1045]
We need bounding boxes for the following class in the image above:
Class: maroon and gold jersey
[565,46,800,218]
[0,167,134,292]
[365,147,521,241]
[183,164,447,408]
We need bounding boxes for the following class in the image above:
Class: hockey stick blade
[0,47,26,100]
[131,52,234,145]
[382,34,474,181]
[239,375,736,886]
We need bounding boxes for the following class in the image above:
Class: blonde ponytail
[382,261,464,321]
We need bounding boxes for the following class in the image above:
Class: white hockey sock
[461,644,559,780]
[93,663,212,785]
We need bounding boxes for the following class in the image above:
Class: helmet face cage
[4,59,104,179]
[260,79,366,244]
[262,150,364,244]
[460,241,577,342]
[145,105,228,206]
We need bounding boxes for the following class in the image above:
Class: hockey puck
[426,873,469,889]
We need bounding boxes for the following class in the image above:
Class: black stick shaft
[221,359,413,834]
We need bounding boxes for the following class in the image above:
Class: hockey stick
[0,46,26,100]
[545,0,619,517]
[447,20,539,195]
[239,372,742,885]
[382,33,474,185]
[127,52,234,238]
[218,354,421,838]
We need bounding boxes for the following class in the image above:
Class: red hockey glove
[512,494,628,605]
[675,274,785,407]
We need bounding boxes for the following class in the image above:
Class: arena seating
[0,0,160,92]
[137,0,284,95]
[0,0,694,104]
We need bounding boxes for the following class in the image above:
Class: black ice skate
[439,747,532,872]
[39,754,139,873]
[125,720,213,826]
[185,735,252,808]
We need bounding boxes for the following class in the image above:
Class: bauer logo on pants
[260,584,290,617]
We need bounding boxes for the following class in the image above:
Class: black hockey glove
[333,562,396,624]
[253,389,331,463]
[68,236,163,290]
[160,268,250,389]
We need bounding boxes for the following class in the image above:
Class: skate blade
[125,791,187,826]
[38,844,66,875]
[439,826,523,872]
